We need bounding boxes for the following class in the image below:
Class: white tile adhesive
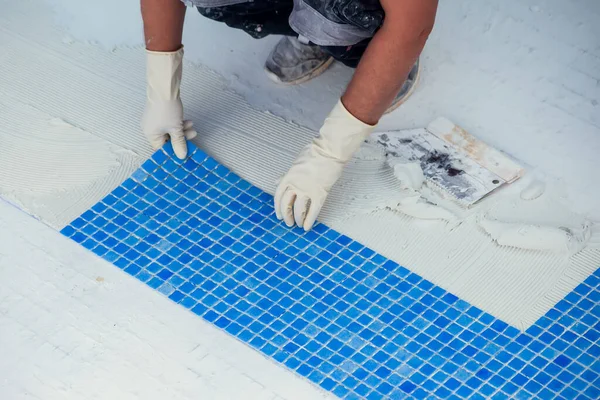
[0,200,334,400]
[0,100,142,227]
[1,0,599,332]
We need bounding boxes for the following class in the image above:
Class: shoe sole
[265,57,335,86]
[384,62,422,114]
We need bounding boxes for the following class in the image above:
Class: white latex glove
[275,100,376,231]
[142,47,197,159]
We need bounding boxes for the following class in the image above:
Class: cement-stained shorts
[183,0,384,66]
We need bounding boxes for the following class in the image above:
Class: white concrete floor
[1,0,599,398]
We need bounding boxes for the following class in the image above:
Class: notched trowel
[372,117,525,206]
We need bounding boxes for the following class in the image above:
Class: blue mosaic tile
[61,142,600,399]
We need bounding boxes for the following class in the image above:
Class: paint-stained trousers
[188,0,385,68]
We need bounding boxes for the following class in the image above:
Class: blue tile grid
[61,143,600,400]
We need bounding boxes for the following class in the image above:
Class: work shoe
[265,37,334,85]
[385,58,421,114]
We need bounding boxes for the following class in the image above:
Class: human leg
[195,1,334,83]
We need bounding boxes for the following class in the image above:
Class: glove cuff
[145,46,184,102]
[314,99,377,162]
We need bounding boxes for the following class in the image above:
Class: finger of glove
[184,128,197,140]
[279,189,297,227]
[170,130,188,160]
[293,195,311,229]
[303,198,322,232]
[148,134,169,151]
[183,120,198,140]
[274,182,288,220]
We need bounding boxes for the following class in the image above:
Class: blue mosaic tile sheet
[61,143,600,399]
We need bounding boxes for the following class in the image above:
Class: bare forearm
[141,0,186,52]
[342,0,438,125]
[342,28,427,124]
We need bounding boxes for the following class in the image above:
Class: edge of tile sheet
[1,2,599,329]
[59,142,600,400]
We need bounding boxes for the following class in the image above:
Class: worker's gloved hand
[275,100,376,231]
[142,47,197,160]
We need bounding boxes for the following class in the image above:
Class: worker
[141,0,438,231]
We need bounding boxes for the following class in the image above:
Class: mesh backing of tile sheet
[60,143,600,400]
